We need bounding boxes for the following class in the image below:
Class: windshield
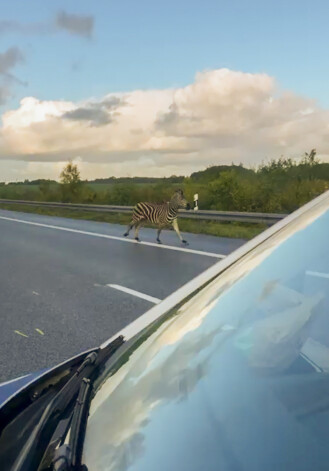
[83,194,329,471]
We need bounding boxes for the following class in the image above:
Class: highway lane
[0,209,246,382]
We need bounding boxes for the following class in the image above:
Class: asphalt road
[0,209,245,382]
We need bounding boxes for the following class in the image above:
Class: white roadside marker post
[194,193,199,211]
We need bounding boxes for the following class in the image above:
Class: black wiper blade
[12,336,124,471]
[51,336,125,470]
[50,335,125,470]
[69,377,92,469]
[52,377,92,471]
[11,355,95,471]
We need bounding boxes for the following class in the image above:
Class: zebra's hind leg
[134,222,142,241]
[124,220,134,237]
[156,227,162,244]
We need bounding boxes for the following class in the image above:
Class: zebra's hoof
[156,239,162,244]
[123,233,128,237]
[135,237,140,242]
[182,240,189,246]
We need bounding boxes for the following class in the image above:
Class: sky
[1,0,329,181]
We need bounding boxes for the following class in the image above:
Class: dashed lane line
[107,284,162,304]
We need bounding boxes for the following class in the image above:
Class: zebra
[123,189,191,244]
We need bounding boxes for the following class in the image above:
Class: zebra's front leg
[134,222,142,241]
[156,227,162,244]
[172,219,188,245]
[124,220,134,237]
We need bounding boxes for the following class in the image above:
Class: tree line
[0,150,328,213]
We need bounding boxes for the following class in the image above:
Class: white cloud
[1,68,329,181]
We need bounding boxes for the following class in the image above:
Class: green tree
[209,171,241,210]
[39,180,51,200]
[301,149,318,166]
[60,162,82,202]
[60,162,81,185]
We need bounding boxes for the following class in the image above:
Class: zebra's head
[171,189,191,210]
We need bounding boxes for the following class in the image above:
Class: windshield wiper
[53,376,92,471]
[12,335,125,471]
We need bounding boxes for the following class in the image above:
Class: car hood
[0,370,48,407]
[0,347,95,409]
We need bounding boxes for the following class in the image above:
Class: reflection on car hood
[83,195,329,471]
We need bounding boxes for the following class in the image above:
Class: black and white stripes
[124,189,191,244]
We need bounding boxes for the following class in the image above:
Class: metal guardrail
[0,199,287,225]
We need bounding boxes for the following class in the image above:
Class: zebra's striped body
[133,202,178,226]
[123,189,191,244]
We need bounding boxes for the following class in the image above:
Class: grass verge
[0,203,266,240]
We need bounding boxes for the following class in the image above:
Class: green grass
[0,182,159,198]
[4,184,41,192]
[0,203,266,240]
[179,218,266,240]
[86,183,116,192]
[86,182,182,192]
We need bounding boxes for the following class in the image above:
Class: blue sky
[1,0,329,181]
[1,0,329,108]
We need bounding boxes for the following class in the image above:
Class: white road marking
[107,284,162,304]
[0,215,225,259]
[306,270,329,280]
[0,373,31,387]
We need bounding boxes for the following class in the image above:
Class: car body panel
[0,374,35,406]
[0,349,94,409]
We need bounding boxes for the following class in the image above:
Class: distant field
[86,183,115,191]
[1,184,41,193]
[2,183,116,193]
[0,182,160,194]
[0,182,183,201]
[87,182,161,192]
